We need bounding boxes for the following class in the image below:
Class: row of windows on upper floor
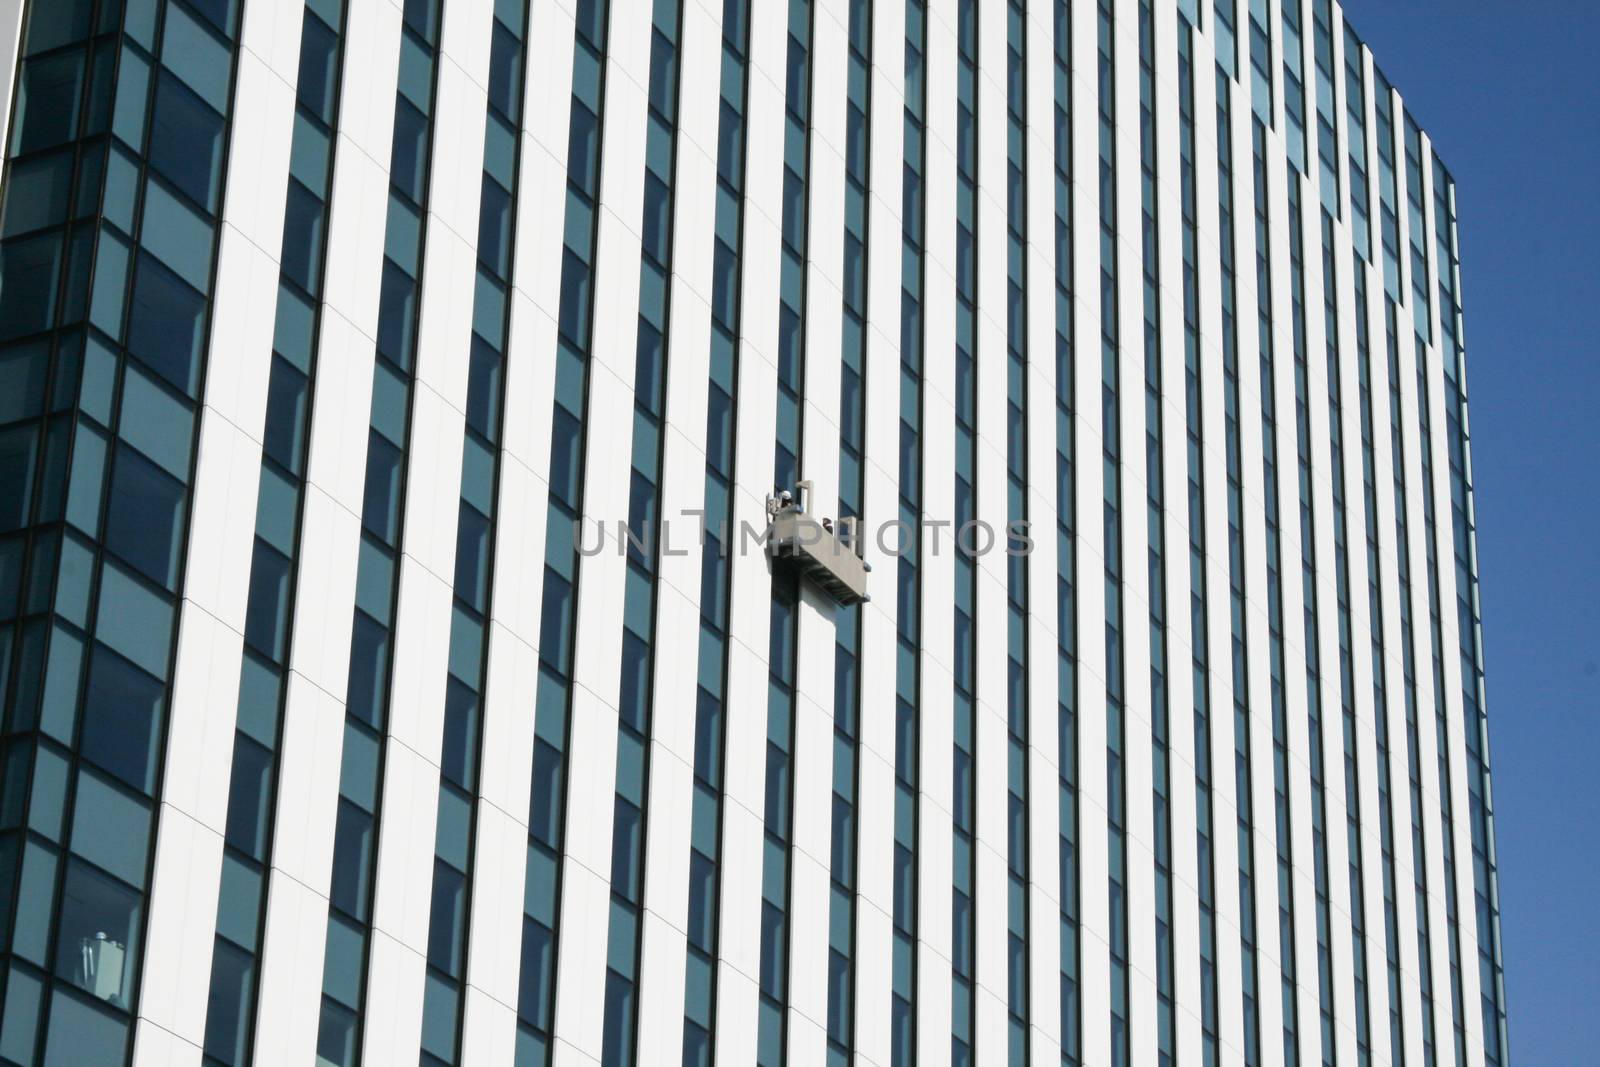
[0,14,1464,325]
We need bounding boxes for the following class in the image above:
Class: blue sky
[1338,2,1600,1062]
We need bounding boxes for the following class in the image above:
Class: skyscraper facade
[0,0,1508,1065]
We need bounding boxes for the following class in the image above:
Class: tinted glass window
[80,644,164,793]
[297,10,339,121]
[203,939,254,1064]
[476,175,511,282]
[126,255,205,396]
[440,677,478,789]
[389,98,428,205]
[224,734,273,860]
[488,23,522,120]
[103,445,185,588]
[328,800,373,920]
[375,260,416,369]
[360,433,402,544]
[344,610,389,729]
[425,861,466,976]
[44,986,129,1062]
[243,539,291,661]
[263,355,309,474]
[13,50,85,156]
[0,232,64,342]
[281,180,324,294]
[148,74,225,211]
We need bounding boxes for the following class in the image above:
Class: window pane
[316,998,358,1067]
[345,610,389,728]
[215,853,262,952]
[127,254,205,396]
[549,407,582,512]
[0,231,64,342]
[243,540,292,662]
[528,741,563,849]
[488,21,522,121]
[118,362,193,480]
[148,74,225,211]
[225,734,274,860]
[426,860,467,977]
[43,986,128,1065]
[23,0,93,56]
[297,9,339,121]
[103,445,186,588]
[0,423,39,530]
[0,962,43,1065]
[476,175,512,282]
[518,917,554,1029]
[80,644,164,794]
[141,177,214,293]
[420,970,460,1062]
[321,914,365,1009]
[375,259,417,369]
[160,3,230,110]
[538,571,572,673]
[329,800,373,920]
[280,180,325,294]
[440,677,478,790]
[464,335,501,441]
[390,98,428,205]
[1,148,75,239]
[203,938,254,1066]
[52,859,142,1009]
[360,432,402,544]
[12,50,85,156]
[69,766,152,885]
[263,355,310,474]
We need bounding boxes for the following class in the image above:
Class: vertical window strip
[1353,262,1406,1067]
[1385,294,1439,1067]
[1319,208,1374,1067]
[1096,3,1131,1062]
[1373,71,1400,303]
[828,3,870,1061]
[513,1,612,1062]
[1214,68,1264,1067]
[314,0,444,1061]
[0,0,246,1060]
[1310,0,1338,216]
[1176,19,1220,1066]
[203,1,349,1063]
[1215,0,1238,80]
[1135,3,1175,1064]
[757,4,813,1064]
[1003,2,1031,1061]
[1342,25,1369,263]
[950,1,980,1062]
[596,2,683,1064]
[1251,117,1302,1067]
[1285,176,1336,1067]
[1401,118,1429,342]
[1052,3,1081,1063]
[1246,0,1273,127]
[1413,323,1467,1067]
[678,3,749,1063]
[416,1,531,1064]
[1436,165,1503,1067]
[1281,0,1306,172]
[888,1,924,1064]
[1178,0,1202,37]
[1435,163,1508,1067]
